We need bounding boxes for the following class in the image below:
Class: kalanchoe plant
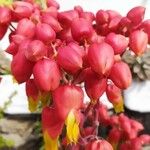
[0,0,150,149]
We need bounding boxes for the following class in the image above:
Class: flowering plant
[0,0,150,149]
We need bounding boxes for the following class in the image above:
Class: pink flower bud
[58,10,79,28]
[96,23,109,36]
[130,138,142,150]
[85,69,107,101]
[74,5,83,15]
[130,119,144,132]
[16,18,35,38]
[118,17,132,35]
[13,1,33,19]
[11,34,27,45]
[25,40,47,62]
[47,0,60,9]
[106,83,122,104]
[42,15,62,32]
[73,68,89,84]
[26,79,39,101]
[36,23,56,43]
[41,6,58,18]
[85,139,113,150]
[129,30,148,56]
[105,33,128,55]
[127,6,145,25]
[42,106,64,139]
[108,16,122,32]
[0,7,12,25]
[88,42,114,76]
[109,61,132,89]
[57,45,83,74]
[119,114,131,134]
[52,85,84,120]
[68,42,85,58]
[71,18,93,42]
[96,10,109,25]
[140,134,150,145]
[80,11,95,23]
[108,127,122,144]
[89,32,105,44]
[11,41,34,83]
[139,19,150,43]
[106,10,121,21]
[33,58,61,91]
[98,104,110,125]
[57,28,74,43]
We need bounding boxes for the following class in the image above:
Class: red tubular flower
[41,6,58,19]
[33,58,61,92]
[53,84,84,143]
[57,28,74,43]
[88,42,114,76]
[26,79,39,112]
[6,42,18,56]
[98,103,110,125]
[118,17,132,35]
[118,114,132,139]
[109,61,132,89]
[129,30,148,56]
[108,15,122,33]
[12,1,33,19]
[57,45,83,74]
[25,40,47,62]
[79,11,95,23]
[96,10,109,25]
[84,68,107,101]
[0,7,12,25]
[106,83,124,113]
[11,41,34,83]
[11,34,27,45]
[108,127,122,149]
[105,32,129,55]
[53,84,83,121]
[71,18,93,43]
[130,119,144,132]
[85,139,113,150]
[16,18,35,39]
[42,106,64,150]
[106,10,121,21]
[127,6,145,25]
[47,0,60,9]
[0,24,8,40]
[41,15,62,33]
[35,23,56,43]
[139,134,150,145]
[68,42,85,58]
[139,19,150,43]
[58,10,79,28]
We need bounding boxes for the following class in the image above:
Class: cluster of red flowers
[0,0,150,149]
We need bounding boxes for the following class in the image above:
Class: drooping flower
[106,83,124,113]
[52,84,84,143]
[33,58,61,91]
[42,107,64,150]
[88,42,114,76]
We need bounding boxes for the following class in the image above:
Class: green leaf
[0,135,14,148]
